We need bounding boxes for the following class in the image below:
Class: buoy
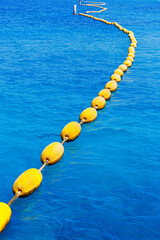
[73,5,77,15]
[79,107,97,123]
[128,52,135,58]
[129,37,134,41]
[114,68,123,77]
[41,142,64,165]
[114,22,120,28]
[128,48,135,53]
[110,73,121,82]
[91,96,106,109]
[131,42,137,48]
[98,89,111,100]
[0,203,12,233]
[132,39,137,44]
[13,168,42,197]
[128,46,135,53]
[118,64,127,72]
[105,80,117,92]
[124,60,132,67]
[126,56,134,62]
[129,31,134,35]
[130,37,134,42]
[61,121,81,141]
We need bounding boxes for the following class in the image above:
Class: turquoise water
[0,0,160,239]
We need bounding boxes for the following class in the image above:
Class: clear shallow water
[0,0,160,239]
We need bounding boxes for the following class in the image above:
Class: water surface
[0,0,160,239]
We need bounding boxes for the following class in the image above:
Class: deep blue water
[0,0,160,239]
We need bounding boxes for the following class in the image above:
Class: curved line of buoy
[0,1,137,234]
[81,1,107,13]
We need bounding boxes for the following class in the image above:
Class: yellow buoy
[0,203,12,233]
[98,89,111,100]
[128,45,135,51]
[128,52,135,58]
[61,121,81,141]
[128,46,135,51]
[41,142,64,165]
[129,49,135,53]
[114,68,123,77]
[115,23,120,28]
[13,168,42,197]
[79,107,97,123]
[131,42,137,48]
[110,73,121,82]
[105,80,117,92]
[91,96,106,110]
[129,31,134,36]
[130,38,135,42]
[124,60,132,67]
[118,64,127,72]
[132,39,137,44]
[126,56,134,62]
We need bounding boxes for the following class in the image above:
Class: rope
[61,136,68,145]
[80,119,85,125]
[8,191,21,206]
[39,160,48,172]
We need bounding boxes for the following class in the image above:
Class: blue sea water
[0,0,160,239]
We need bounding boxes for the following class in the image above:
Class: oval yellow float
[128,52,135,58]
[61,121,81,141]
[118,64,127,72]
[105,80,117,92]
[126,56,134,62]
[124,60,132,67]
[13,168,42,197]
[129,45,135,50]
[91,96,106,110]
[0,203,12,233]
[128,46,135,53]
[79,107,97,123]
[41,142,64,165]
[132,39,137,44]
[114,68,123,77]
[129,31,134,36]
[131,42,137,48]
[110,73,121,82]
[98,89,111,100]
[128,49,135,55]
